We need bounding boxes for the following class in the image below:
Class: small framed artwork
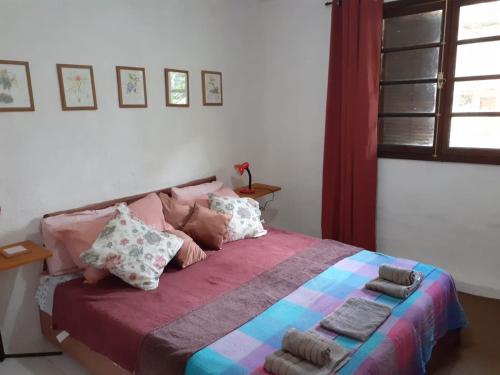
[0,60,35,112]
[201,70,223,106]
[165,68,189,107]
[57,64,97,110]
[116,66,147,108]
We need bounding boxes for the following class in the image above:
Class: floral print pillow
[80,204,183,290]
[209,194,267,242]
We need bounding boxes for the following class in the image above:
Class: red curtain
[321,0,383,250]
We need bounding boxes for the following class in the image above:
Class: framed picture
[57,64,97,110]
[165,68,189,107]
[201,70,223,106]
[116,66,147,108]
[0,60,34,112]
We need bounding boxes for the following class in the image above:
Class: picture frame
[116,66,147,108]
[165,68,190,107]
[201,70,223,106]
[0,60,35,112]
[57,64,97,110]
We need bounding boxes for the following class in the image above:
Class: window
[379,0,500,165]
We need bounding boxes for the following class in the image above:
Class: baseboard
[455,280,500,300]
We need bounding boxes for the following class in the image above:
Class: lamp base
[239,187,256,194]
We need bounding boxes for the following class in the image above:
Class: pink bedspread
[52,228,318,371]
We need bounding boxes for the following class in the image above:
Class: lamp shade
[234,161,255,194]
[234,161,250,175]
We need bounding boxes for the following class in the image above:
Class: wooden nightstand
[0,240,61,362]
[0,241,52,271]
[234,183,281,200]
[234,183,281,211]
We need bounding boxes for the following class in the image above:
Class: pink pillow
[41,193,169,276]
[57,215,115,268]
[181,204,231,250]
[172,197,210,209]
[173,185,239,207]
[215,185,239,198]
[159,193,194,229]
[41,206,117,275]
[57,193,170,281]
[171,181,224,201]
[129,193,172,231]
[166,229,207,268]
[83,267,110,284]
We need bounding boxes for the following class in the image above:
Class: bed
[37,176,467,375]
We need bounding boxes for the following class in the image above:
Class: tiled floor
[0,354,90,375]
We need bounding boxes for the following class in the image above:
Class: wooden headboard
[43,176,217,218]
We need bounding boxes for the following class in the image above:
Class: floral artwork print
[207,76,220,95]
[0,61,33,110]
[66,74,90,103]
[0,69,17,104]
[202,71,223,105]
[80,204,183,290]
[126,72,141,94]
[58,65,96,109]
[209,194,267,243]
[117,67,147,107]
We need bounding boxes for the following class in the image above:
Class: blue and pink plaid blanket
[186,250,467,375]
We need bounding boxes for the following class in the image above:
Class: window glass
[382,48,439,81]
[452,80,500,112]
[455,41,500,77]
[381,83,437,113]
[383,11,442,49]
[381,117,435,146]
[458,2,500,40]
[449,117,500,149]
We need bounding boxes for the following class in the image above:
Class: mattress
[51,228,348,372]
[46,228,466,375]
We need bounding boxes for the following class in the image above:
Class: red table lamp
[234,161,255,194]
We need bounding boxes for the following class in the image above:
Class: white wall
[0,0,262,353]
[378,159,500,299]
[256,0,500,299]
[256,0,331,237]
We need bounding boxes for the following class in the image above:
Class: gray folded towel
[366,271,423,299]
[320,297,391,341]
[282,329,346,367]
[264,348,349,375]
[379,264,417,286]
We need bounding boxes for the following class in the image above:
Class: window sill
[378,150,500,166]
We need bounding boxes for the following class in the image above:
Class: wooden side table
[234,183,281,210]
[0,240,62,362]
[234,183,281,200]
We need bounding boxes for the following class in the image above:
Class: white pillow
[209,194,267,242]
[80,204,183,290]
